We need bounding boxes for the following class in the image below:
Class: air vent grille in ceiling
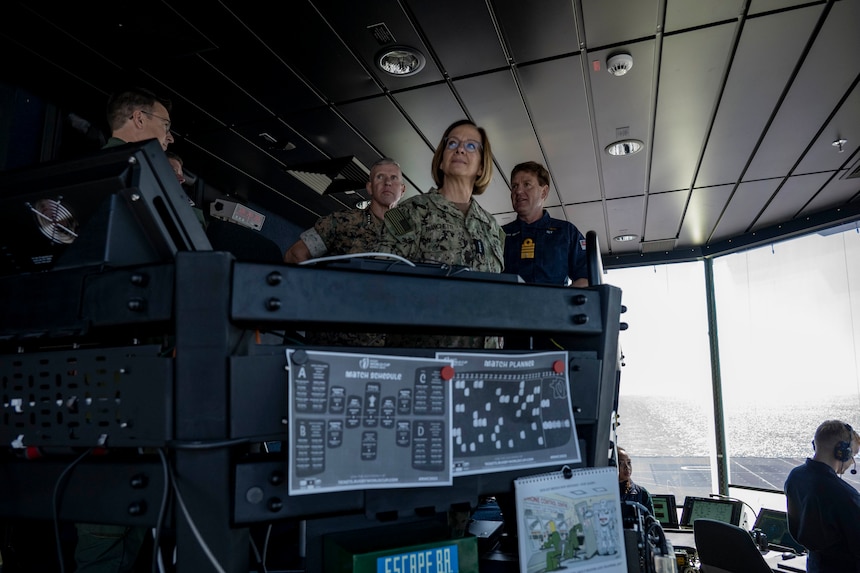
[640,239,676,253]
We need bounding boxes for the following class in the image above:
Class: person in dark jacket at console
[785,419,860,573]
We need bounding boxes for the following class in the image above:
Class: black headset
[834,423,854,462]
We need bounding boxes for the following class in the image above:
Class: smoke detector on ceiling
[606,52,633,77]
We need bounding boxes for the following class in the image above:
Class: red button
[441,365,455,380]
[553,360,565,374]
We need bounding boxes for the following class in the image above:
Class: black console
[0,147,623,572]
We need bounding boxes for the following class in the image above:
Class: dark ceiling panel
[754,172,832,230]
[147,57,273,130]
[219,0,382,103]
[802,171,860,215]
[188,42,324,119]
[394,83,465,193]
[711,179,780,241]
[19,1,210,64]
[749,0,823,16]
[696,6,819,188]
[310,0,445,90]
[581,0,657,49]
[494,0,579,63]
[745,0,860,181]
[606,196,647,246]
[517,56,601,205]
[565,202,611,253]
[645,189,688,241]
[650,23,735,193]
[337,95,438,194]
[395,83,463,146]
[405,0,507,77]
[795,84,860,175]
[679,184,734,247]
[284,107,379,168]
[664,0,744,33]
[453,71,534,214]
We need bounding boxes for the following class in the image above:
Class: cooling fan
[27,197,79,244]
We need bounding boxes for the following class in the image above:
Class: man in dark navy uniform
[502,161,588,287]
[785,419,860,573]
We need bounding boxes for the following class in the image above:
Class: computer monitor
[753,508,806,554]
[0,139,213,341]
[679,496,744,528]
[651,494,679,528]
[0,139,211,277]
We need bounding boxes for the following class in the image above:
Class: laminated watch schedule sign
[287,349,455,495]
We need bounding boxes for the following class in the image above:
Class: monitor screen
[753,508,806,554]
[0,139,211,277]
[679,496,743,528]
[0,139,213,341]
[651,494,679,528]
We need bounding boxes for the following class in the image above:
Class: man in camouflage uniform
[283,157,406,346]
[284,157,406,263]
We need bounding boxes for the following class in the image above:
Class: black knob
[573,314,588,325]
[268,498,283,512]
[265,298,282,311]
[129,474,148,489]
[266,272,283,286]
[130,273,149,287]
[572,294,587,305]
[270,471,285,486]
[128,501,147,516]
[127,298,147,312]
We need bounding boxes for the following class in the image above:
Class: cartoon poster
[515,466,626,573]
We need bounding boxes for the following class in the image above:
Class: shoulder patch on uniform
[386,208,413,236]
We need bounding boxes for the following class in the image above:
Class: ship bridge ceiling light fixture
[376,45,426,77]
[605,139,644,156]
[613,233,639,242]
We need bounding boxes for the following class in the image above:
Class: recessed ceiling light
[606,139,644,156]
[613,234,638,242]
[376,46,426,77]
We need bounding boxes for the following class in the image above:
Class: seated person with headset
[784,420,860,573]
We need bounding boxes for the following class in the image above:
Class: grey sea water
[615,394,860,458]
[613,394,860,501]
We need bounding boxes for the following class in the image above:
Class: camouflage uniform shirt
[301,208,384,258]
[301,207,386,347]
[377,190,504,272]
[377,189,505,349]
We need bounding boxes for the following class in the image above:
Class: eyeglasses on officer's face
[444,137,482,153]
[136,109,172,132]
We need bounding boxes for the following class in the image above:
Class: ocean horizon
[614,394,860,458]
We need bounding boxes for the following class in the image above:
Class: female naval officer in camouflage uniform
[378,119,505,348]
